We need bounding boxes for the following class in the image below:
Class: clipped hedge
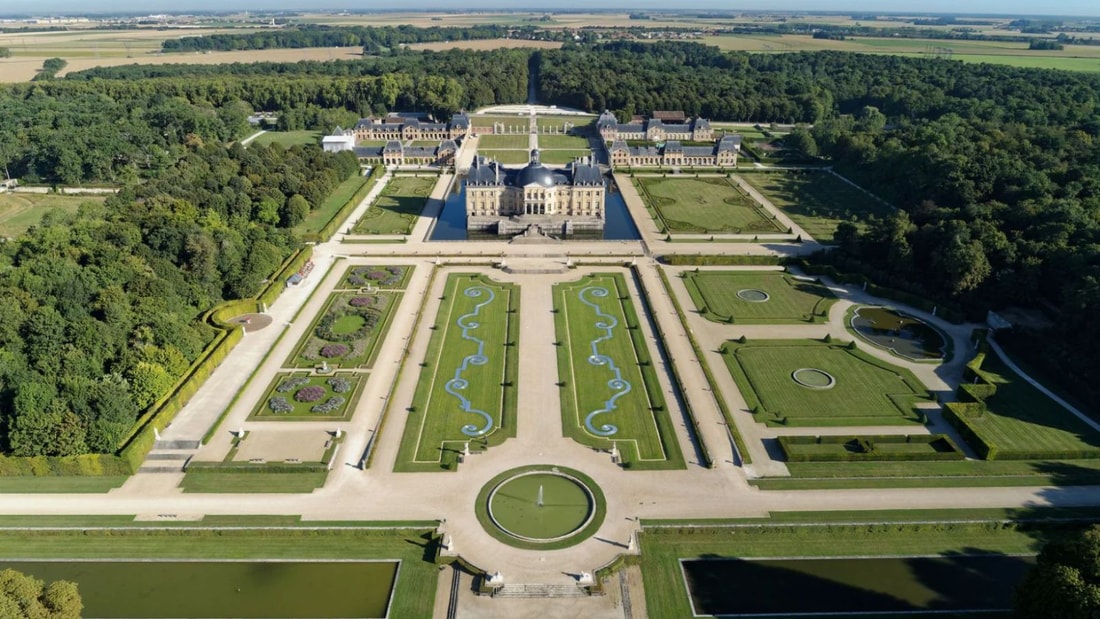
[778,434,965,462]
[184,461,328,473]
[0,453,131,477]
[661,254,788,266]
[257,245,314,310]
[301,165,383,244]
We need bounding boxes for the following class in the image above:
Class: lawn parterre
[249,372,364,421]
[287,291,401,369]
[633,176,782,234]
[740,171,893,241]
[537,134,590,149]
[539,150,593,164]
[721,339,932,427]
[683,270,836,323]
[395,273,519,472]
[554,273,685,469]
[476,134,530,149]
[477,149,530,164]
[352,175,434,235]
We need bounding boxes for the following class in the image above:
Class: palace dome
[515,149,557,187]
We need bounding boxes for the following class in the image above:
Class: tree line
[0,143,357,457]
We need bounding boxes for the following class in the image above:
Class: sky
[1,1,1098,18]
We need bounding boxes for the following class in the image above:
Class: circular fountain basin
[487,472,595,542]
[851,306,946,361]
[792,368,837,390]
[736,289,770,303]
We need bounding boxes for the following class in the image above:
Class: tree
[1015,526,1100,618]
[0,568,82,619]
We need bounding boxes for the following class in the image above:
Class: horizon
[2,2,1099,19]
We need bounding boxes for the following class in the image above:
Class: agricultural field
[539,150,592,165]
[721,339,932,427]
[395,274,519,472]
[0,192,104,237]
[951,352,1100,458]
[554,273,684,469]
[634,176,782,234]
[250,130,321,147]
[740,171,893,241]
[352,175,434,235]
[286,290,402,369]
[249,372,364,421]
[683,271,836,324]
[476,134,530,149]
[408,38,562,52]
[536,134,591,149]
[478,150,530,164]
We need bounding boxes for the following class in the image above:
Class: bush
[267,396,293,414]
[277,377,309,393]
[294,386,326,402]
[349,296,374,307]
[327,377,352,393]
[319,344,349,358]
[311,396,346,414]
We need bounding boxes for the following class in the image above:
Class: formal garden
[740,171,893,241]
[352,175,435,235]
[721,339,933,427]
[683,270,837,323]
[337,264,411,290]
[286,290,402,369]
[553,273,685,469]
[394,274,520,472]
[249,372,364,421]
[632,176,784,234]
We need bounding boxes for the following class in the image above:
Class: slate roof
[466,150,603,188]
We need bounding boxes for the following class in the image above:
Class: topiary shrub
[295,386,326,402]
[267,396,293,413]
[311,396,346,414]
[276,377,309,393]
[327,377,352,393]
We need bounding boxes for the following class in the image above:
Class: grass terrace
[352,175,434,235]
[537,134,590,149]
[471,114,527,128]
[634,176,782,234]
[248,372,364,421]
[553,273,685,469]
[721,339,932,427]
[740,171,893,241]
[287,290,401,369]
[476,134,530,149]
[539,150,593,165]
[536,115,595,131]
[683,270,836,324]
[478,150,530,165]
[395,273,519,472]
[250,130,321,147]
[0,192,105,238]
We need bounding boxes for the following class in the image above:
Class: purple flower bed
[349,296,374,307]
[320,344,349,358]
[294,386,326,402]
[367,270,388,281]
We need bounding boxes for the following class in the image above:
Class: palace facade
[465,150,606,236]
[352,112,470,141]
[609,134,741,168]
[597,110,713,142]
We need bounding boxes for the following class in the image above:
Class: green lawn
[554,273,685,469]
[0,527,439,619]
[0,193,104,238]
[476,134,530,149]
[471,115,527,127]
[352,175,434,235]
[0,476,127,494]
[952,352,1100,458]
[721,339,932,427]
[250,130,321,147]
[477,149,530,164]
[248,372,364,421]
[634,176,782,234]
[337,265,412,290]
[536,115,594,130]
[537,134,590,149]
[293,173,370,236]
[179,472,329,493]
[395,274,519,472]
[539,149,592,164]
[683,271,836,324]
[287,291,401,369]
[638,520,1047,619]
[741,171,893,241]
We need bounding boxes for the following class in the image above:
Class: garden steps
[493,584,590,598]
[154,439,201,450]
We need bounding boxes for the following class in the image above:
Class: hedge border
[778,434,965,462]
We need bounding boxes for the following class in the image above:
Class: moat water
[429,181,641,242]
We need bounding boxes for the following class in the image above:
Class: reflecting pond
[852,306,946,361]
[683,555,1034,616]
[2,560,398,618]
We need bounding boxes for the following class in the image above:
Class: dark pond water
[2,560,398,618]
[683,555,1034,616]
[429,179,640,241]
[852,306,946,361]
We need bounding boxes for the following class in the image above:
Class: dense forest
[0,144,358,456]
[159,24,550,54]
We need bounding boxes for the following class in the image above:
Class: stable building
[597,110,713,142]
[609,135,741,168]
[465,149,606,236]
[354,139,458,167]
[352,112,470,142]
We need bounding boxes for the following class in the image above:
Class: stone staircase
[493,584,590,599]
[136,440,200,473]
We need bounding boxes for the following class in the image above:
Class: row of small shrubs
[778,434,965,462]
[661,254,789,266]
